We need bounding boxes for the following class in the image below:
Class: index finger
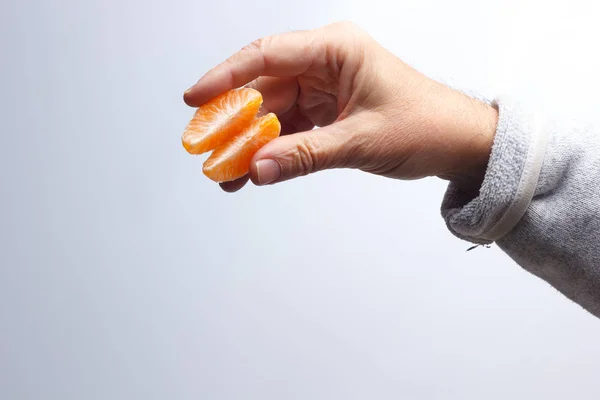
[183,30,319,107]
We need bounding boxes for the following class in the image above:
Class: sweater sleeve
[442,98,600,317]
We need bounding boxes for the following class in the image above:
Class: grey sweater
[442,99,600,318]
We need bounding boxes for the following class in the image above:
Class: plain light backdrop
[2,0,600,399]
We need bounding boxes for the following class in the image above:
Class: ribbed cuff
[441,98,548,244]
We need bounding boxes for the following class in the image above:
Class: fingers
[218,108,314,192]
[215,78,308,193]
[245,78,314,134]
[184,30,320,107]
[249,119,360,186]
[246,76,299,117]
[214,78,312,193]
[218,108,316,192]
[219,175,249,193]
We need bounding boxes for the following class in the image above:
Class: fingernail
[184,88,192,95]
[255,159,281,185]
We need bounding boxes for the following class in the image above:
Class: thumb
[249,121,358,186]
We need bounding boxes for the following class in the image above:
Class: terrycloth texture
[442,98,600,317]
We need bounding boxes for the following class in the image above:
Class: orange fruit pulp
[203,113,281,183]
[182,88,281,183]
[182,88,263,154]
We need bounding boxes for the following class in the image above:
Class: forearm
[442,98,600,317]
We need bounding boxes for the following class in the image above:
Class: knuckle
[322,21,369,60]
[292,136,321,176]
[296,141,316,175]
[300,36,317,60]
[330,20,363,35]
[336,20,357,29]
[244,36,275,53]
[240,37,269,70]
[242,38,263,53]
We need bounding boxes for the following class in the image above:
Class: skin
[184,21,499,194]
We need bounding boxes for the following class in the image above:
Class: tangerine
[182,88,281,183]
[182,88,262,154]
[203,113,281,182]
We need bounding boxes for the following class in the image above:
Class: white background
[2,0,600,399]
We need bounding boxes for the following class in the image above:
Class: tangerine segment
[203,113,281,182]
[182,88,262,154]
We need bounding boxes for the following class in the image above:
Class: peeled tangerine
[182,88,281,182]
[203,113,281,182]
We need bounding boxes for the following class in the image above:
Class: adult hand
[184,21,498,193]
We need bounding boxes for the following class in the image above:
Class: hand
[184,21,498,193]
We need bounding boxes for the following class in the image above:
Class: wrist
[436,92,498,196]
